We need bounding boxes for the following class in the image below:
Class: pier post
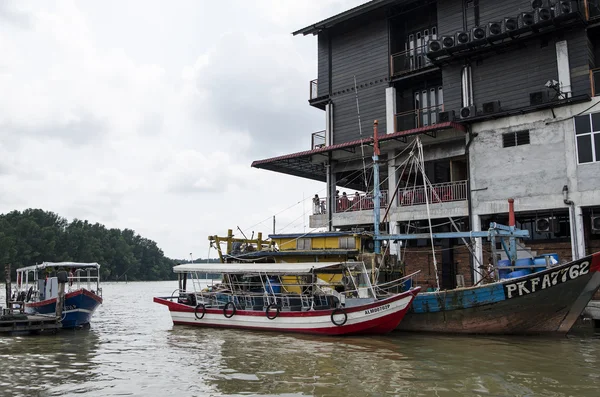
[4,264,10,310]
[56,271,68,321]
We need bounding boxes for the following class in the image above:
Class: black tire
[26,287,34,302]
[265,304,280,320]
[194,303,206,320]
[331,308,347,326]
[223,302,236,318]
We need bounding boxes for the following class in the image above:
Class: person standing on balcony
[353,192,361,211]
[313,194,320,214]
[340,192,349,212]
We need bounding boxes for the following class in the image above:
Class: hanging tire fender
[194,303,206,320]
[223,301,236,318]
[331,308,347,326]
[266,304,280,320]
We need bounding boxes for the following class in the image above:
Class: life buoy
[223,302,236,318]
[330,308,347,326]
[194,303,206,320]
[265,304,280,320]
[26,287,34,302]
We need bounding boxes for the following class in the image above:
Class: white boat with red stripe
[154,261,420,336]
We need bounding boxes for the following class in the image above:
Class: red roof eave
[251,122,465,168]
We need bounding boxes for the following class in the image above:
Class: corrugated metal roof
[292,0,400,36]
[251,122,465,170]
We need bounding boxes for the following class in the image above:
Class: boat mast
[373,120,382,255]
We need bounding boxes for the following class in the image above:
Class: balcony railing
[395,104,444,132]
[313,191,389,215]
[391,45,434,77]
[398,180,468,207]
[311,130,326,150]
[310,79,318,100]
[587,0,600,21]
[592,68,600,97]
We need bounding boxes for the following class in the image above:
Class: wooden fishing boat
[14,262,103,329]
[154,261,420,336]
[400,253,600,334]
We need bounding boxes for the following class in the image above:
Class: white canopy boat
[154,261,420,336]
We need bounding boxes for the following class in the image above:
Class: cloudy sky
[0,0,365,259]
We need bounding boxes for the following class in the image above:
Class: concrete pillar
[387,151,397,207]
[472,214,483,285]
[385,87,396,134]
[556,40,572,99]
[326,159,336,231]
[325,103,334,146]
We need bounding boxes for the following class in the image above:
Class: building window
[339,237,355,249]
[575,113,600,164]
[296,238,312,250]
[502,130,530,148]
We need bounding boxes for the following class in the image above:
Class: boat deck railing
[171,271,414,311]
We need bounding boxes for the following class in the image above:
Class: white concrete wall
[470,97,600,214]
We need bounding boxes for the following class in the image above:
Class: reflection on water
[1,281,600,397]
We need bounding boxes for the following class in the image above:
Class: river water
[1,281,600,397]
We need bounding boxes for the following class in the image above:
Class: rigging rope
[416,138,440,291]
[353,76,369,192]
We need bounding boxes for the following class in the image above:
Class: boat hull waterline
[25,289,103,329]
[155,288,420,336]
[398,253,600,334]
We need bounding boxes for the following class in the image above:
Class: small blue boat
[14,262,103,329]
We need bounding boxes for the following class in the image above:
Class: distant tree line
[0,209,217,281]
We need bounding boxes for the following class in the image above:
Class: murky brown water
[1,281,600,397]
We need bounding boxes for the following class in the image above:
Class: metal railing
[313,191,389,215]
[310,79,318,100]
[587,0,600,21]
[395,104,444,132]
[311,130,326,149]
[592,68,600,97]
[390,45,433,76]
[398,180,468,207]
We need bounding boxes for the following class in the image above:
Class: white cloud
[0,0,364,258]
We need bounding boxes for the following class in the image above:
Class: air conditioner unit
[530,90,549,105]
[518,12,536,28]
[504,17,519,32]
[535,7,553,24]
[442,36,455,49]
[536,217,557,233]
[592,216,600,234]
[531,0,552,9]
[471,26,487,42]
[439,110,455,122]
[455,31,471,45]
[428,40,443,53]
[460,105,477,119]
[554,1,579,20]
[488,21,504,37]
[482,100,501,114]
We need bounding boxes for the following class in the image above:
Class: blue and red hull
[25,289,103,329]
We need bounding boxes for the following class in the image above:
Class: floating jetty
[2,264,61,335]
[0,312,60,334]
